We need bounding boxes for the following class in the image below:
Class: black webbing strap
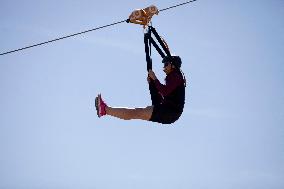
[149,26,172,58]
[144,29,152,71]
[144,26,173,71]
[149,37,165,58]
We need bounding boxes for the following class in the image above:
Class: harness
[144,26,172,71]
[126,5,174,71]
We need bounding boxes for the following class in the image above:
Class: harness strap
[144,29,152,71]
[149,37,165,58]
[149,26,172,58]
[144,26,173,71]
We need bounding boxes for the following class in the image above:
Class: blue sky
[0,0,284,188]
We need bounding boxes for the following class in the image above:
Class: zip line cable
[0,0,197,56]
[0,20,127,56]
[159,0,197,12]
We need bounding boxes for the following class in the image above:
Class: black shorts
[149,103,183,124]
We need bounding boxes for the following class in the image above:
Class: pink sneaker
[95,94,107,117]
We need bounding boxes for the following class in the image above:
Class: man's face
[163,62,174,75]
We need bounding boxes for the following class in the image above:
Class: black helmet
[162,55,182,69]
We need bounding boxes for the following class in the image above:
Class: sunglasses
[163,62,170,68]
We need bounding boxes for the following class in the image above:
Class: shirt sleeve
[153,72,183,97]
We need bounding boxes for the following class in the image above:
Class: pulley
[127,5,159,28]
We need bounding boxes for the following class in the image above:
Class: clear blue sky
[0,0,284,188]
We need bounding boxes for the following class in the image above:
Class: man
[95,56,186,124]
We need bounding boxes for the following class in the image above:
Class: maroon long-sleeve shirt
[153,70,185,110]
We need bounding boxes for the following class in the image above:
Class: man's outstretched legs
[95,94,153,121]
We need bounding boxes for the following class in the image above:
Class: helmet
[162,55,182,69]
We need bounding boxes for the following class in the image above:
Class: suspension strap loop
[144,26,174,71]
[144,28,152,71]
[149,26,171,58]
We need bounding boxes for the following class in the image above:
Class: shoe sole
[95,96,100,117]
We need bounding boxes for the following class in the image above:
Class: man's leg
[106,105,153,121]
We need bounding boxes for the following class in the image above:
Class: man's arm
[149,70,183,96]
